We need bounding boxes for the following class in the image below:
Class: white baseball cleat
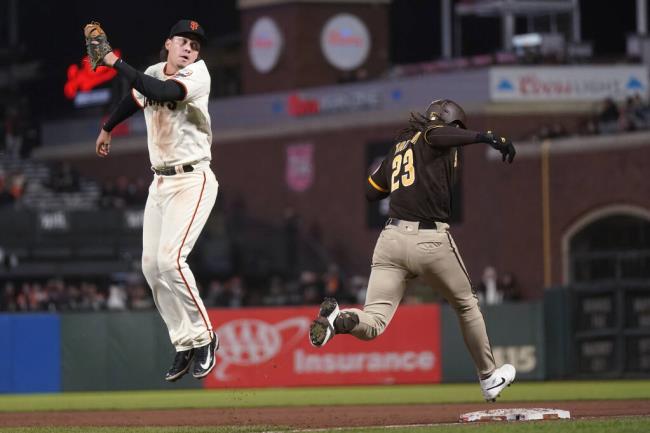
[480,364,516,402]
[309,298,340,347]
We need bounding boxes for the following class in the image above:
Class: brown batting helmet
[425,99,467,129]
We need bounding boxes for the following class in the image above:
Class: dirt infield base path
[1,400,648,428]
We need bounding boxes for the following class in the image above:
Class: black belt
[386,218,438,230]
[152,165,195,176]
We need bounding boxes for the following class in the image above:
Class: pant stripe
[446,231,496,371]
[176,171,210,332]
[445,231,473,288]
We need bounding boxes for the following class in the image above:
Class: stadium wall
[0,314,60,393]
[0,303,548,393]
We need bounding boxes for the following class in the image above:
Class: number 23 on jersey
[391,148,415,191]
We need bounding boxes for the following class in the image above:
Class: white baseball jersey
[132,60,212,168]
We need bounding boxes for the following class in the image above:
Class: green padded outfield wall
[441,301,546,382]
[61,311,202,391]
[543,288,572,379]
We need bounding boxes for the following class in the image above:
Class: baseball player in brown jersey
[91,20,218,382]
[309,99,517,401]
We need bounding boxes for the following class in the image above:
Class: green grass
[0,380,648,412]
[1,381,648,433]
[0,418,650,433]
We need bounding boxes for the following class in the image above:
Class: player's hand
[96,129,112,157]
[483,131,516,164]
[102,52,119,67]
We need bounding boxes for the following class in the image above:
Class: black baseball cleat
[165,348,195,382]
[192,332,219,379]
[309,298,340,347]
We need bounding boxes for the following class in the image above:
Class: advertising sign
[321,14,370,71]
[204,305,441,388]
[490,66,648,101]
[285,90,382,117]
[249,17,283,74]
[64,49,122,108]
[286,143,314,192]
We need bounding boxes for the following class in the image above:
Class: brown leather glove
[84,21,113,71]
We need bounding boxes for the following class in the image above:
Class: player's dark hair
[397,111,439,141]
[159,40,202,63]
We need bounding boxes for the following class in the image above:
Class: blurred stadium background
[0,0,649,399]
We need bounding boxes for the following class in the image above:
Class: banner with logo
[248,17,283,74]
[320,13,370,71]
[286,143,314,192]
[490,66,648,101]
[204,305,441,388]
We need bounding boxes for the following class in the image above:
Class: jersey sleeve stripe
[368,176,389,193]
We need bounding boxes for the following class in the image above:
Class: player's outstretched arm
[424,126,516,163]
[425,125,490,147]
[84,21,185,101]
[108,57,185,102]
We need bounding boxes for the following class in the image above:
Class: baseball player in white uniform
[92,19,218,381]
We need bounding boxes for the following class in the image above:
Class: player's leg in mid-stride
[412,228,515,401]
[310,227,408,347]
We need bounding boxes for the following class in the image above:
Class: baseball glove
[84,21,112,71]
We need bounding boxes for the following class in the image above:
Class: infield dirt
[0,400,648,428]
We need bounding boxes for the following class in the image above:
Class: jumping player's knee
[366,322,386,340]
[156,252,182,274]
[141,255,159,282]
[453,295,481,319]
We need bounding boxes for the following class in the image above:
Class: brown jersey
[368,124,482,223]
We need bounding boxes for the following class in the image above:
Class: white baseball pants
[141,162,218,351]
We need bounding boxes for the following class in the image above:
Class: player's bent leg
[309,298,360,347]
[351,265,408,340]
[309,228,409,346]
[310,265,408,347]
